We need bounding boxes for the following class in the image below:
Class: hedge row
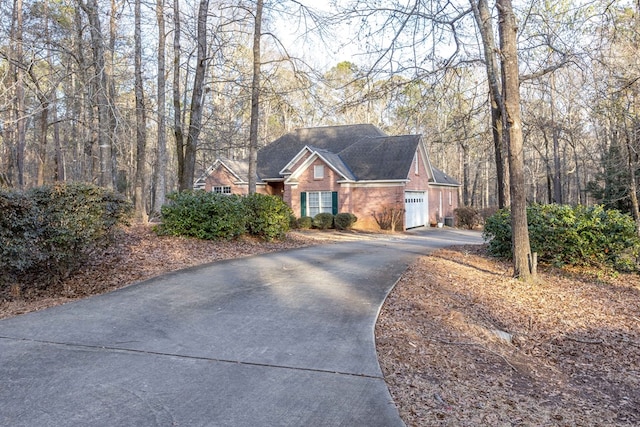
[293,212,358,230]
[483,204,640,271]
[157,191,292,241]
[0,183,132,286]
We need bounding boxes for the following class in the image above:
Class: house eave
[338,179,409,188]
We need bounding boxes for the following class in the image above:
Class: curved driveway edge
[0,228,483,426]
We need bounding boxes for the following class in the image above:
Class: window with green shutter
[302,191,336,216]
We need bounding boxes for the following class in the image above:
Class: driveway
[0,228,483,426]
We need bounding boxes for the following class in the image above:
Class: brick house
[195,124,460,230]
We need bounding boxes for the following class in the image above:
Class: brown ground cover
[377,245,640,426]
[0,224,328,319]
[1,226,638,426]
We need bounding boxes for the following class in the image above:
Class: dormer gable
[283,146,356,183]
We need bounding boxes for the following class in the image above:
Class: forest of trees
[1,0,638,227]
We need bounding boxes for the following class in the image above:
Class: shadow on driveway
[0,228,483,426]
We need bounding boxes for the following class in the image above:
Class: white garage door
[405,191,427,229]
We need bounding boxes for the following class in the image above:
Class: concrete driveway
[0,228,483,426]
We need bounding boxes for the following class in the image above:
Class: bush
[296,216,313,229]
[29,183,132,280]
[242,193,292,241]
[313,213,334,230]
[158,191,247,240]
[0,191,43,283]
[455,206,480,230]
[373,205,404,231]
[334,212,357,230]
[0,183,132,286]
[483,204,640,270]
[158,192,292,241]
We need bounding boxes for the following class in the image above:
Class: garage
[405,191,427,229]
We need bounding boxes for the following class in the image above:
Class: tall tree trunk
[248,0,263,194]
[624,129,640,235]
[471,0,509,208]
[12,0,26,188]
[36,97,49,186]
[109,0,119,190]
[134,0,148,222]
[154,0,167,211]
[73,5,91,181]
[173,0,184,189]
[53,95,64,181]
[498,0,534,281]
[180,0,209,191]
[550,72,562,204]
[81,0,113,189]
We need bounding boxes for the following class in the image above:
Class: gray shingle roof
[258,124,385,179]
[308,146,356,181]
[210,124,460,187]
[338,135,421,180]
[431,167,460,186]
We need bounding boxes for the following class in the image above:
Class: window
[303,191,336,216]
[414,152,419,174]
[314,164,325,179]
[213,186,231,194]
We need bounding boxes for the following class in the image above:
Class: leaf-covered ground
[1,226,638,426]
[376,245,640,426]
[0,225,331,319]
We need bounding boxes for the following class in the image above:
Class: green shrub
[0,191,43,283]
[483,204,640,270]
[158,190,246,240]
[334,212,357,230]
[242,193,292,241]
[296,216,313,229]
[28,183,132,279]
[455,206,480,230]
[0,183,132,286]
[313,213,334,230]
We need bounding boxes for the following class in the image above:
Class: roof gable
[285,146,356,182]
[430,166,461,186]
[202,125,460,188]
[338,135,421,181]
[196,158,249,186]
[258,124,385,179]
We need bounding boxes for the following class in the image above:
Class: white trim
[215,159,248,184]
[405,190,428,228]
[417,138,436,181]
[338,180,408,188]
[285,150,353,183]
[279,146,314,175]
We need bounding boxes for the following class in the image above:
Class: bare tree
[172,0,184,189]
[134,0,147,221]
[11,0,26,188]
[178,0,210,191]
[81,0,114,189]
[248,0,263,194]
[470,0,511,209]
[154,0,167,211]
[497,0,534,280]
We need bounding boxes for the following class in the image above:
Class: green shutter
[332,191,338,215]
[301,192,307,217]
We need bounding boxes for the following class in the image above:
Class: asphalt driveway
[0,228,483,426]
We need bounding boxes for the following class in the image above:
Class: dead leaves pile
[0,224,320,319]
[376,245,640,426]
